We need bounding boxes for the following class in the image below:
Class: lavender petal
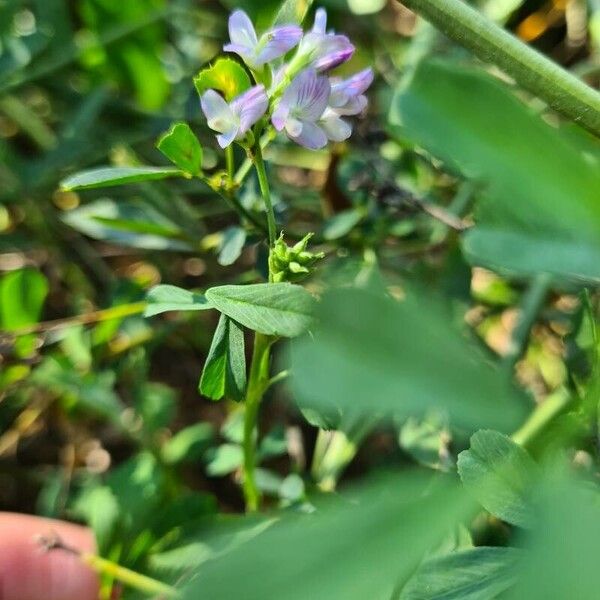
[231,85,269,133]
[313,36,355,71]
[289,120,328,149]
[312,8,328,34]
[320,111,352,142]
[255,25,303,65]
[200,90,235,131]
[228,10,258,48]
[330,68,374,106]
[292,69,331,121]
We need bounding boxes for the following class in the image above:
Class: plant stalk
[401,0,600,137]
[242,332,273,512]
[253,143,278,249]
[503,272,553,371]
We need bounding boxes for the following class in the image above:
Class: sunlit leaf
[199,314,247,402]
[194,58,251,102]
[205,283,315,337]
[145,285,213,317]
[60,166,185,191]
[157,122,203,176]
[0,268,48,330]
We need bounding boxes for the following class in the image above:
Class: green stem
[401,0,600,137]
[511,388,571,447]
[253,142,277,249]
[82,552,178,598]
[242,332,273,512]
[503,272,553,371]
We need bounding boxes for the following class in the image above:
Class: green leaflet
[144,285,212,317]
[156,122,203,176]
[60,166,185,190]
[194,58,251,102]
[457,430,537,528]
[205,283,315,337]
[199,314,247,402]
[400,547,522,600]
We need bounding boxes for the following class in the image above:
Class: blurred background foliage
[0,0,599,598]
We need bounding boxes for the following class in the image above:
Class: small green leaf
[157,122,203,176]
[162,423,214,464]
[400,547,522,600]
[218,226,247,266]
[194,58,251,102]
[457,430,537,528]
[205,283,315,337]
[272,0,314,26]
[0,268,48,330]
[144,285,213,317]
[60,166,185,191]
[199,314,247,402]
[205,443,244,476]
[322,208,363,241]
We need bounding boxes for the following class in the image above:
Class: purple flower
[296,8,355,72]
[224,10,302,70]
[329,68,374,115]
[201,85,268,148]
[272,69,330,149]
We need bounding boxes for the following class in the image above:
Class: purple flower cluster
[200,8,373,150]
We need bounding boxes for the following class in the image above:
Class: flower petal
[216,127,239,149]
[312,35,354,71]
[330,68,374,106]
[228,10,258,48]
[223,42,252,59]
[255,25,303,65]
[289,120,328,149]
[292,69,330,121]
[200,90,236,133]
[320,112,352,142]
[334,95,368,116]
[312,8,327,34]
[231,85,269,133]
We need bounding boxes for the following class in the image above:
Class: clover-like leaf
[157,122,203,176]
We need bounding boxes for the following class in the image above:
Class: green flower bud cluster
[269,233,324,283]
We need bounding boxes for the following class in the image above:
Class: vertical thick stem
[242,332,272,512]
[401,0,600,137]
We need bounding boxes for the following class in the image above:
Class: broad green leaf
[272,0,313,25]
[182,473,470,599]
[194,58,251,102]
[199,314,247,402]
[218,226,247,266]
[162,423,214,464]
[389,60,600,282]
[205,283,315,337]
[400,547,522,600]
[62,198,193,251]
[292,288,528,433]
[457,430,537,528]
[60,166,185,191]
[144,285,212,317]
[508,476,600,599]
[157,122,203,176]
[0,268,48,330]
